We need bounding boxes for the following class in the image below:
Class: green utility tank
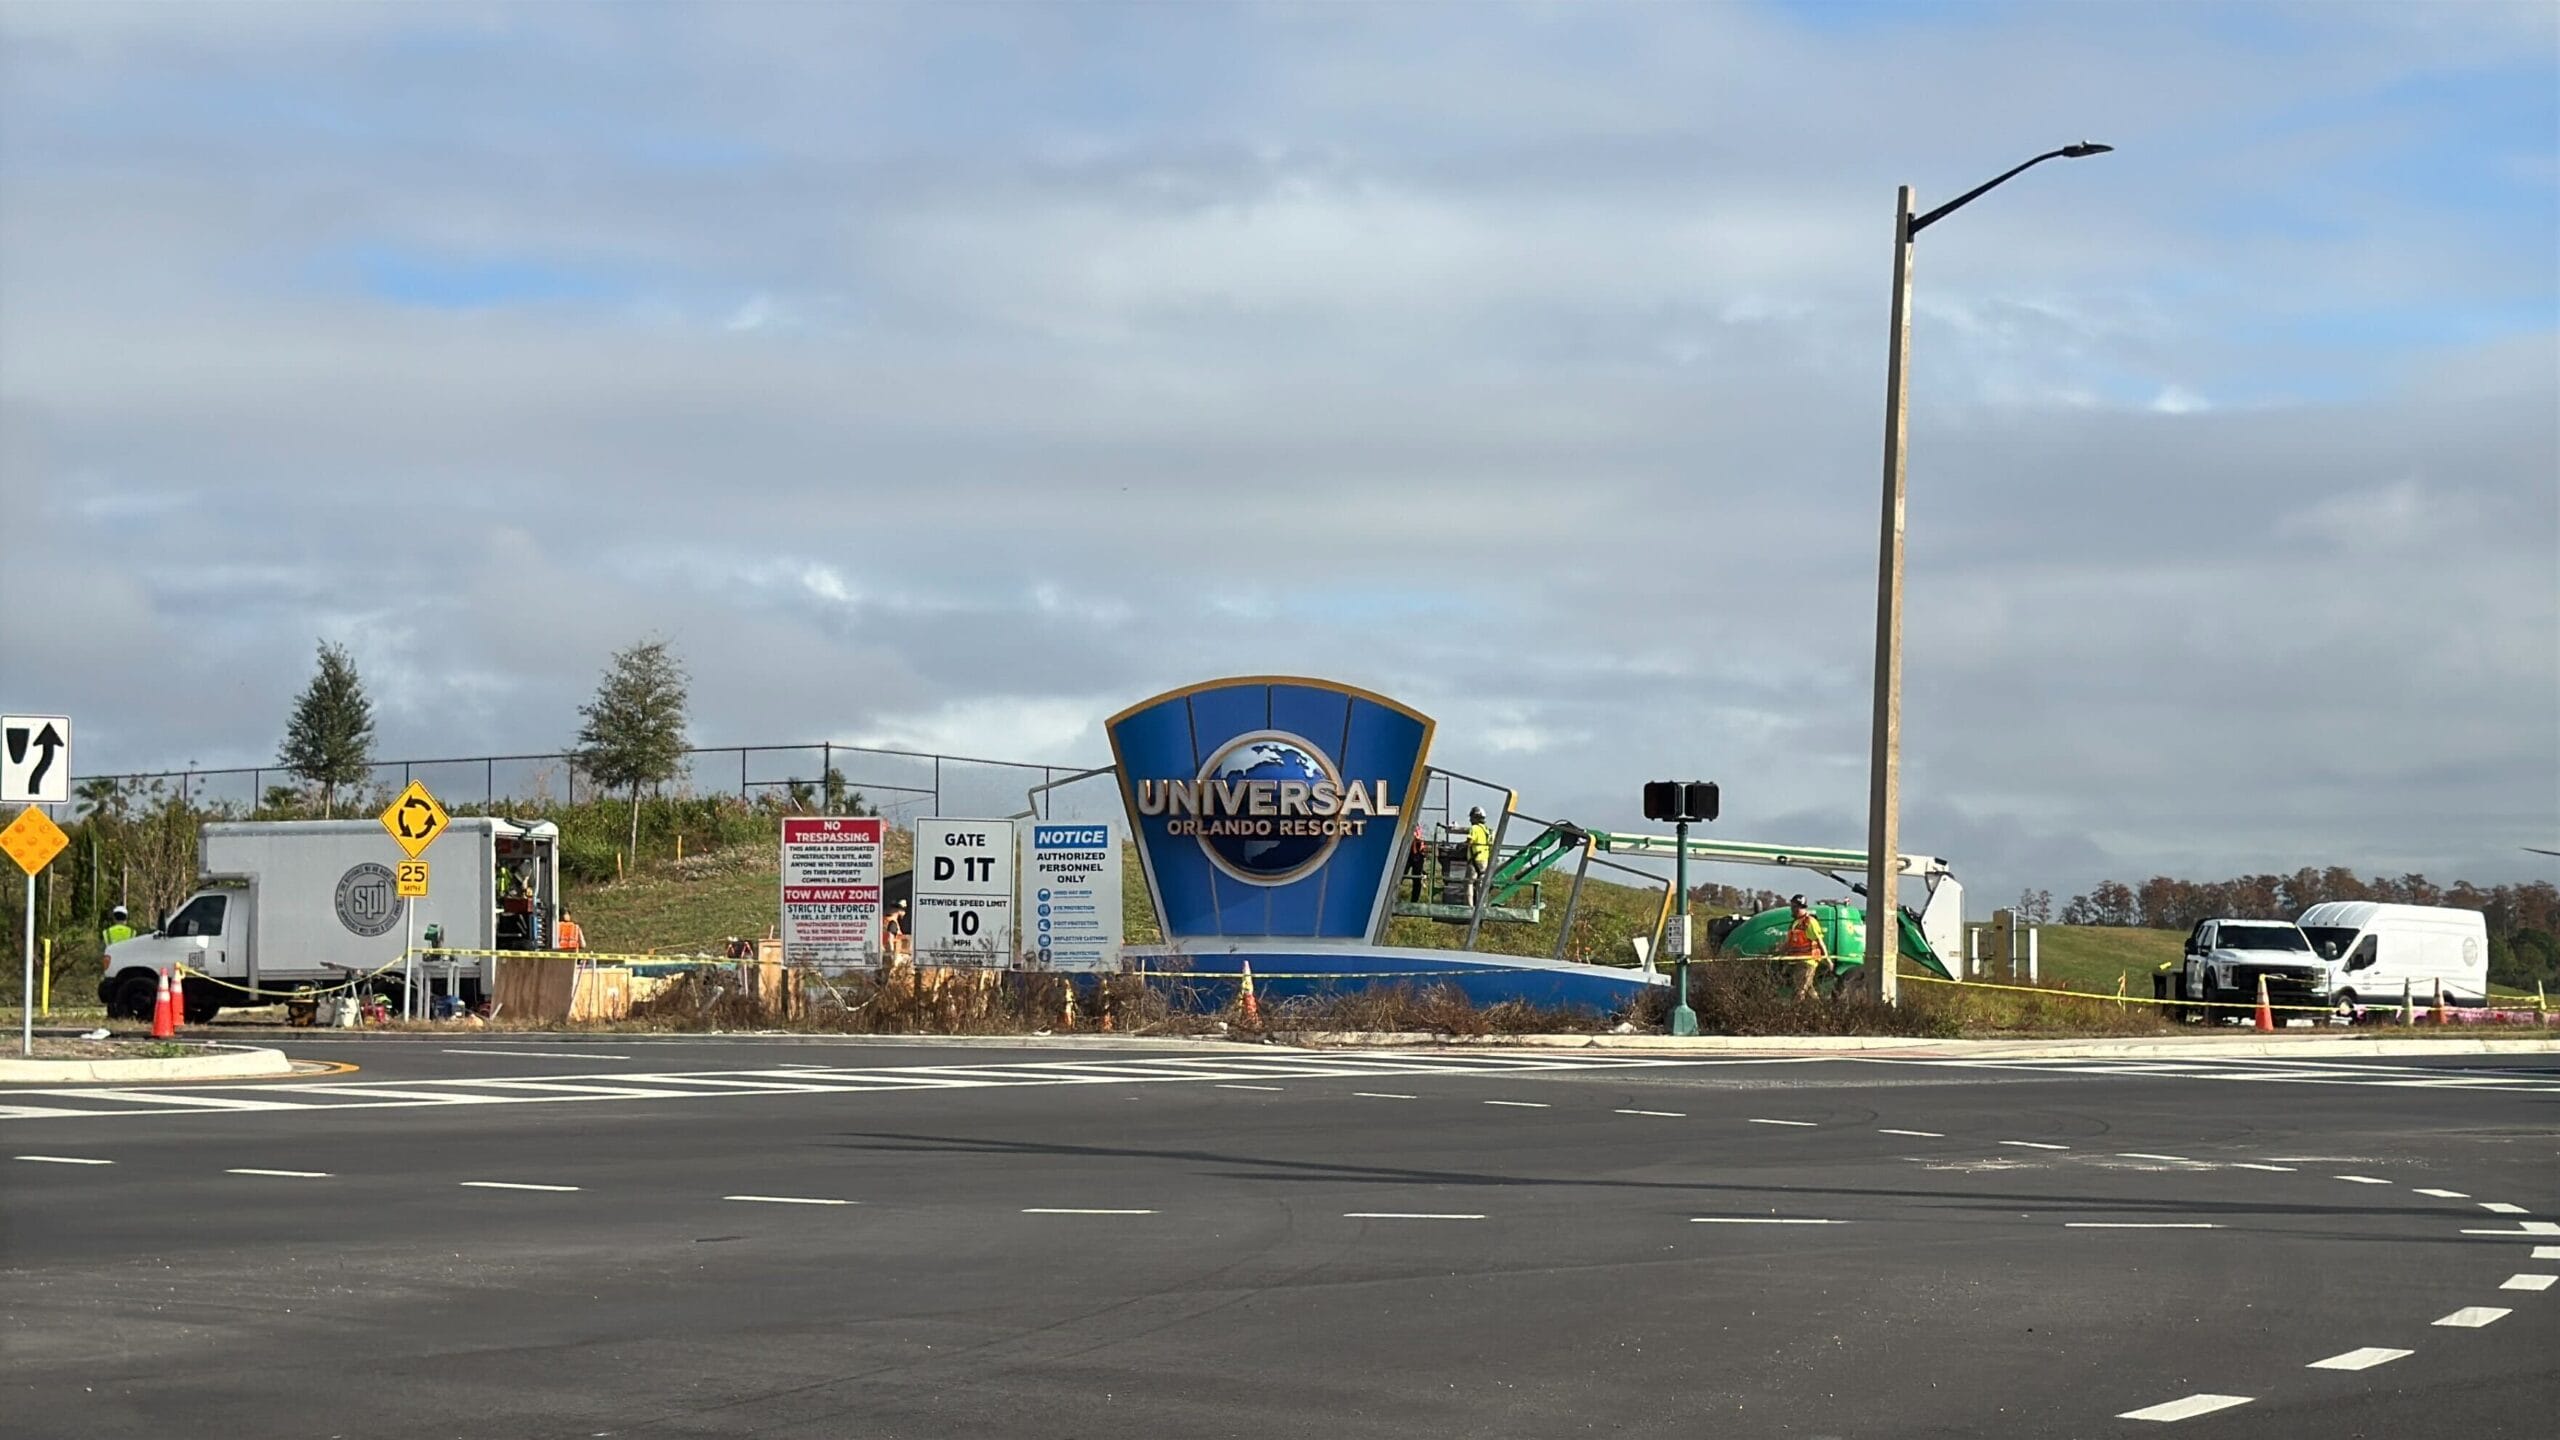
[1713,901,1953,980]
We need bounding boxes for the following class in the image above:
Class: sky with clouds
[2,0,2553,909]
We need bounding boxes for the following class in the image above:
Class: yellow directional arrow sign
[379,780,450,859]
[1,806,67,876]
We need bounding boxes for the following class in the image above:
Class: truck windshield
[2300,926,2360,956]
[2219,924,2308,952]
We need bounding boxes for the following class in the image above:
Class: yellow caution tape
[1897,970,2525,1018]
[175,959,409,1001]
[406,947,740,966]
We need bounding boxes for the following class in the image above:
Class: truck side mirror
[2319,942,2337,959]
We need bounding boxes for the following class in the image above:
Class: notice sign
[915,818,1014,968]
[1023,822,1122,972]
[781,817,885,969]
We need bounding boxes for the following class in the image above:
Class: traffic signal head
[1642,780,1720,823]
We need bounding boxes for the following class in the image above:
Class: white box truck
[2294,901,2490,1011]
[98,819,562,1022]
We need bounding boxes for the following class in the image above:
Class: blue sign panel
[1108,677,1434,942]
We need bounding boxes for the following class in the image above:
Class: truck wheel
[182,993,221,1025]
[114,973,158,1020]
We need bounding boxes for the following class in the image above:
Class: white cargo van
[99,818,562,1022]
[2294,902,2489,1010]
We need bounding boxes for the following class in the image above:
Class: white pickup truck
[2173,918,2327,1023]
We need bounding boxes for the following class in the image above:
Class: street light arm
[1905,143,2107,238]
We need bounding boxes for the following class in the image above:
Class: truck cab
[2178,918,2324,1022]
[100,887,242,1023]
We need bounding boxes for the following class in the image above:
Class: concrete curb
[1280,1032,2560,1059]
[0,1044,294,1084]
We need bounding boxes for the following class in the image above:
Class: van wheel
[113,973,158,1020]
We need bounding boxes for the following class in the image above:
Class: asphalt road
[4,1039,2554,1439]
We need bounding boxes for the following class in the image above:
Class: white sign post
[780,818,885,971]
[1,716,71,806]
[1022,822,1122,972]
[915,818,1015,968]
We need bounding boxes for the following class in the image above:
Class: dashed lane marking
[725,1195,855,1206]
[1021,1208,1154,1215]
[1748,1118,1817,1127]
[1484,1100,1550,1108]
[2117,1153,2191,1162]
[2432,1307,2510,1328]
[1878,1128,1943,1137]
[1690,1217,1847,1225]
[2307,1347,2411,1371]
[2499,1273,2555,1292]
[13,1155,111,1165]
[2415,1188,2470,1198]
[2335,1175,2391,1185]
[2000,1140,2071,1150]
[2463,1222,2560,1235]
[1213,1084,1284,1092]
[226,1168,330,1178]
[441,1048,633,1061]
[1346,1212,1484,1220]
[1616,1109,1686,1117]
[2065,1222,2222,1229]
[2229,1163,2296,1172]
[2534,1245,2560,1260]
[1353,1092,1415,1100]
[2119,1394,2253,1422]
[2479,1202,2529,1214]
[459,1181,580,1193]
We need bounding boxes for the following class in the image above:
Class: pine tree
[574,638,691,861]
[278,641,376,818]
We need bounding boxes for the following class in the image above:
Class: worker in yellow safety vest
[101,905,136,948]
[1777,894,1829,998]
[1464,808,1493,904]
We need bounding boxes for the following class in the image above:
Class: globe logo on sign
[1196,731,1341,886]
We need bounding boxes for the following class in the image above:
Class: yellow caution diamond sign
[379,780,450,859]
[2,805,68,876]
[396,860,430,898]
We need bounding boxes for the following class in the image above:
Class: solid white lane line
[460,1181,579,1192]
[2118,1394,2253,1422]
[49,1089,302,1111]
[1690,1217,1847,1225]
[2499,1273,2556,1291]
[1484,1100,1550,1109]
[1353,1092,1416,1100]
[2334,1175,2391,1185]
[1999,1140,2070,1150]
[226,1168,331,1178]
[2229,1163,2296,1172]
[2118,1153,2191,1162]
[1748,1118,1816,1127]
[1345,1212,1483,1220]
[14,1155,112,1165]
[1617,1109,1686,1118]
[2464,1222,2560,1235]
[2432,1307,2510,1328]
[2307,1347,2411,1371]
[2479,1202,2529,1214]
[724,1195,854,1206]
[1878,1128,1944,1137]
[2415,1188,2470,1198]
[1214,1084,1284,1092]
[2065,1222,2222,1229]
[1022,1208,1155,1215]
[441,1048,632,1060]
[2533,1245,2560,1260]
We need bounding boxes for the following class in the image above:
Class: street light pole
[1862,144,2109,1005]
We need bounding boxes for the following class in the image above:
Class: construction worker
[1778,894,1829,999]
[100,905,136,948]
[554,911,586,952]
[1465,807,1493,899]
[1406,824,1428,902]
[883,900,910,961]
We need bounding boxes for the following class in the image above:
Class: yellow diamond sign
[379,780,450,859]
[2,805,68,876]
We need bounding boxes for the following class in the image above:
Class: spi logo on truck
[1110,677,1432,941]
[335,862,400,937]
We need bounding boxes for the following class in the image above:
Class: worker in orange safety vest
[554,912,586,952]
[1777,894,1829,999]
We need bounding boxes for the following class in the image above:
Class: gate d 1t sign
[915,818,1014,969]
[780,818,885,970]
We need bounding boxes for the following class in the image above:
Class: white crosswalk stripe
[1874,1057,2560,1094]
[0,1051,1685,1121]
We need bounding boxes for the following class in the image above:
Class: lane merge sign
[0,715,70,806]
[380,780,450,859]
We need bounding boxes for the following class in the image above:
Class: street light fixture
[1863,143,2110,1006]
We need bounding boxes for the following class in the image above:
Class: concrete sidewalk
[1280,1029,2560,1060]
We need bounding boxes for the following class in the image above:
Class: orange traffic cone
[150,967,176,1039]
[2253,974,2274,1033]
[1239,959,1261,1027]
[2432,977,2449,1026]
